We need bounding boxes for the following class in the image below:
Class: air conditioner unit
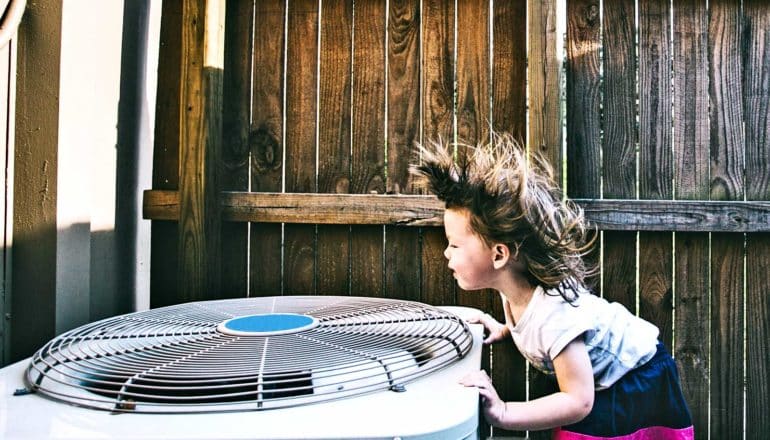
[0,296,483,439]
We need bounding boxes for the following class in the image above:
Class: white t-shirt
[504,285,659,390]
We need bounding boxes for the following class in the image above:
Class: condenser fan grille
[26,296,473,413]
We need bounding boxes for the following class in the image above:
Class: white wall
[10,0,160,349]
[55,0,160,327]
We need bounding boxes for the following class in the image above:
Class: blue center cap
[217,313,319,336]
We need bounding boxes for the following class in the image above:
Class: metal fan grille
[25,296,473,413]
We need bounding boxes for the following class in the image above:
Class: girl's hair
[410,132,597,302]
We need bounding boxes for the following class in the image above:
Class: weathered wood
[672,1,709,433]
[491,1,528,438]
[492,0,526,141]
[527,3,564,436]
[177,0,224,301]
[249,0,284,297]
[220,0,252,298]
[638,0,673,346]
[744,1,770,437]
[317,0,352,296]
[581,199,770,232]
[420,0,456,326]
[639,0,672,201]
[638,0,672,348]
[386,0,421,302]
[566,0,600,198]
[456,3,492,436]
[675,232,709,438]
[746,235,770,440]
[709,1,744,437]
[602,0,636,311]
[145,191,770,232]
[456,0,489,145]
[350,0,386,298]
[455,0,491,319]
[284,0,318,295]
[150,0,182,309]
[528,0,562,182]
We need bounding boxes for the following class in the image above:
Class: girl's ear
[492,243,510,270]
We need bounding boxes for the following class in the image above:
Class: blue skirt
[555,342,694,439]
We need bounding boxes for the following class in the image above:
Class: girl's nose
[443,246,450,260]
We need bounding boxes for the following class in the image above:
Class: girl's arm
[460,337,594,431]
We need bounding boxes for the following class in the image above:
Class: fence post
[177,0,224,300]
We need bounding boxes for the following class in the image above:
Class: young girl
[411,133,694,439]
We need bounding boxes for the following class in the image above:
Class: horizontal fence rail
[144,189,770,232]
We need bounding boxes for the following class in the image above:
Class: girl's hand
[460,370,507,427]
[467,313,509,344]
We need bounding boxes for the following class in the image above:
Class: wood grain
[250,0,285,297]
[566,0,600,198]
[150,0,182,308]
[420,0,456,354]
[221,0,252,298]
[455,0,491,317]
[145,191,770,232]
[601,0,636,311]
[744,1,770,436]
[528,0,562,180]
[492,0,526,141]
[386,0,421,301]
[317,0,352,296]
[708,1,744,437]
[672,2,710,431]
[350,0,386,298]
[177,0,223,301]
[284,0,318,295]
[491,1,528,438]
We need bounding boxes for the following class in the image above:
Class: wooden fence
[144,1,770,438]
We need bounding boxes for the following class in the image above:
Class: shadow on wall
[3,1,157,366]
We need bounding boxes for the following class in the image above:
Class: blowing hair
[410,132,597,302]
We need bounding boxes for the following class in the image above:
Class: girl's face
[443,208,499,291]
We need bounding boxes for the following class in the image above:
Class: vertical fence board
[456,1,492,437]
[744,1,770,437]
[601,0,636,311]
[455,0,491,316]
[350,1,386,297]
[421,0,455,309]
[221,0,252,298]
[150,0,182,308]
[672,1,709,436]
[708,1,744,437]
[492,0,526,141]
[565,0,602,298]
[284,0,318,295]
[317,0,352,296]
[528,1,562,438]
[250,0,285,297]
[528,0,562,174]
[491,1,528,438]
[385,0,421,301]
[177,0,223,301]
[638,0,673,345]
[566,0,600,199]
